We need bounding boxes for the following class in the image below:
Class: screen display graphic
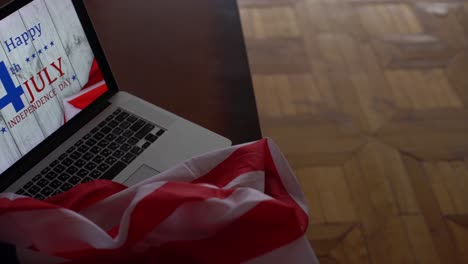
[0,0,108,174]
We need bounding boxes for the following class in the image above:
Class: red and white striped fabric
[0,139,318,264]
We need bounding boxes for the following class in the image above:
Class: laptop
[0,0,231,199]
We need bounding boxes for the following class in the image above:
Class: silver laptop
[0,0,231,199]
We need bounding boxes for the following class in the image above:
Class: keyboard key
[114,109,122,115]
[41,167,51,174]
[85,138,97,147]
[91,127,100,134]
[90,170,102,178]
[135,124,155,139]
[101,149,112,156]
[68,176,81,185]
[100,161,126,180]
[127,137,139,145]
[127,115,138,123]
[142,142,151,149]
[74,159,86,168]
[78,145,90,153]
[122,153,136,163]
[105,133,117,141]
[66,166,79,175]
[120,144,132,152]
[98,140,110,148]
[115,112,129,122]
[131,146,143,155]
[24,182,33,189]
[98,121,107,127]
[129,119,146,132]
[105,157,117,165]
[145,134,158,143]
[29,185,41,195]
[50,180,62,188]
[101,126,112,134]
[105,115,114,121]
[66,146,76,154]
[85,162,97,171]
[82,177,94,183]
[58,173,70,182]
[70,151,82,160]
[50,160,59,168]
[45,171,58,180]
[90,146,102,154]
[119,121,131,129]
[62,158,74,166]
[60,183,73,192]
[112,127,124,135]
[108,142,120,151]
[112,150,125,158]
[94,132,105,140]
[37,179,49,188]
[58,153,68,160]
[74,140,84,147]
[41,187,54,197]
[92,155,105,164]
[83,133,92,140]
[156,129,165,136]
[54,164,66,173]
[109,120,118,127]
[17,189,26,195]
[77,169,89,177]
[116,136,127,144]
[32,174,42,182]
[97,163,110,172]
[83,152,95,161]
[122,130,134,138]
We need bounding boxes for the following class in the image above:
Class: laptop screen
[0,0,108,174]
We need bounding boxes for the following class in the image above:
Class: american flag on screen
[0,139,318,264]
[63,59,108,122]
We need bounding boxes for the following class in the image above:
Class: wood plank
[425,162,458,215]
[403,155,462,263]
[249,6,301,39]
[245,38,310,74]
[0,117,22,174]
[329,226,370,264]
[403,215,442,264]
[297,167,357,223]
[307,223,355,256]
[44,0,94,87]
[13,0,65,137]
[447,219,468,263]
[446,52,468,106]
[0,14,45,155]
[21,0,83,100]
[343,142,415,264]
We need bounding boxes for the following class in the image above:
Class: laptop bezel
[0,0,120,191]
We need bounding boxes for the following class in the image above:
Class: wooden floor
[238,0,468,262]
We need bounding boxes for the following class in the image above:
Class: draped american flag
[0,139,318,264]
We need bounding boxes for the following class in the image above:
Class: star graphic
[50,41,55,46]
[44,45,48,50]
[72,75,77,81]
[1,127,6,134]
[38,49,43,54]
[31,53,36,59]
[25,57,30,63]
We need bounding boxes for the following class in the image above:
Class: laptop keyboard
[15,109,165,200]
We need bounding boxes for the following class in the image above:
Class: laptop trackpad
[124,164,160,186]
